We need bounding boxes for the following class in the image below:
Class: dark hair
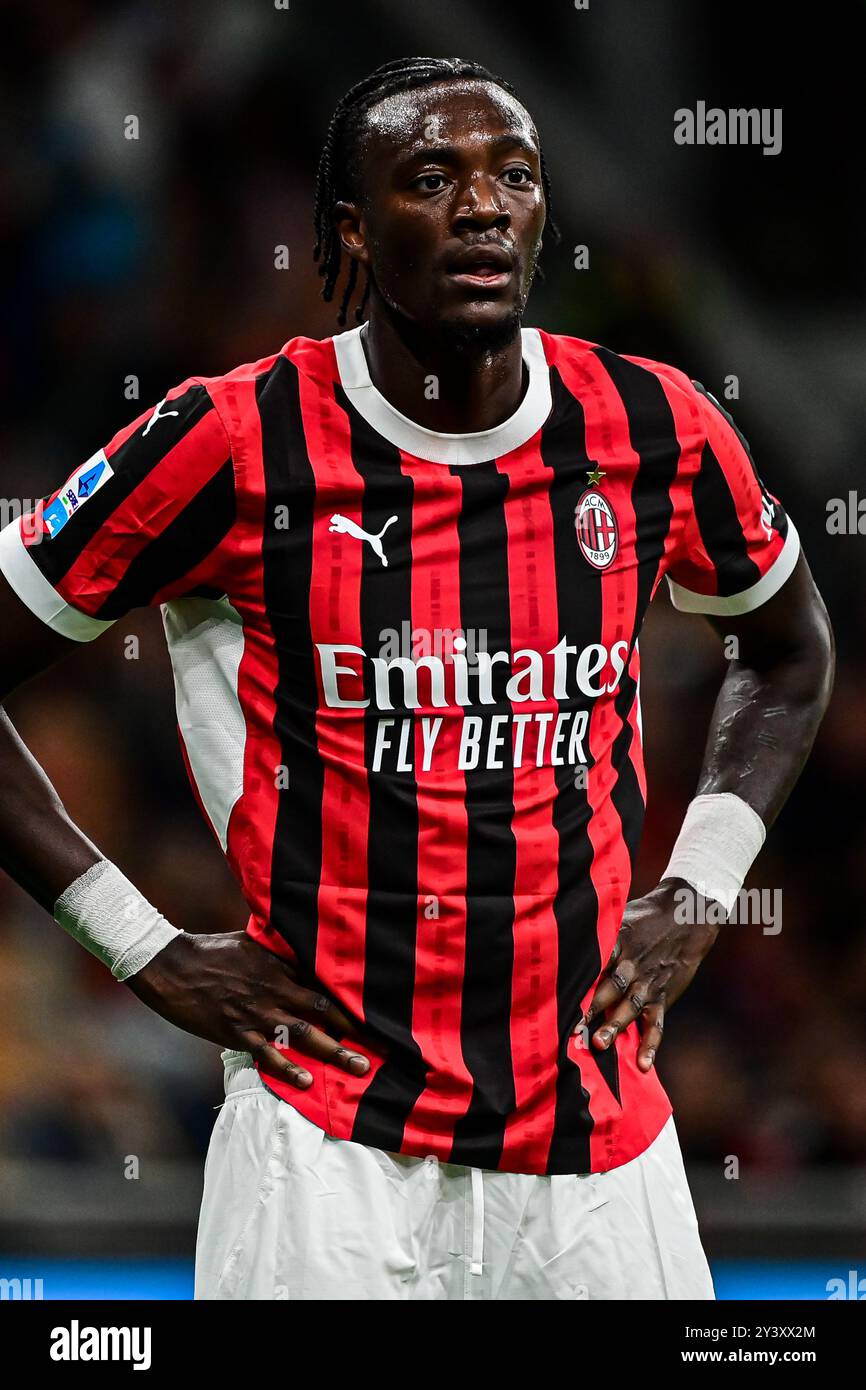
[313,56,560,326]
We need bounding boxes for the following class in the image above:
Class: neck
[360,298,526,434]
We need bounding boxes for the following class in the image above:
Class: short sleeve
[664,382,800,616]
[0,379,236,641]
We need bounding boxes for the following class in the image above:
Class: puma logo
[142,398,180,436]
[329,513,398,567]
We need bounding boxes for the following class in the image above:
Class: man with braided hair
[0,57,833,1299]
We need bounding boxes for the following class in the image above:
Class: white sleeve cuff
[0,518,115,642]
[667,517,800,617]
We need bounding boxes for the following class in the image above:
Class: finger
[575,938,624,1030]
[269,1016,370,1075]
[585,956,637,1024]
[249,1037,314,1089]
[591,979,652,1050]
[278,980,355,1040]
[636,1004,665,1072]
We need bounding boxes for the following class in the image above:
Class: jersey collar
[332,324,552,466]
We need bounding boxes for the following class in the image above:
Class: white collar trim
[332,324,551,466]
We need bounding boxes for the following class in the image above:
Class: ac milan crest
[575,489,618,570]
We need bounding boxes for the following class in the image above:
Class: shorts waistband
[220,1048,262,1096]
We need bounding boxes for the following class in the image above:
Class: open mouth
[446,245,514,291]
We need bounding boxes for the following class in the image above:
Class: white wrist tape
[661,793,766,914]
[54,860,182,981]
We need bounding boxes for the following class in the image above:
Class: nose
[452,173,511,233]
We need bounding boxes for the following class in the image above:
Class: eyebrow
[396,133,539,167]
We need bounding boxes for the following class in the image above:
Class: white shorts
[194,1050,715,1301]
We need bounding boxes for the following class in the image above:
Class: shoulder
[531,327,601,366]
[534,330,693,392]
[536,330,709,431]
[191,336,337,409]
[177,337,337,472]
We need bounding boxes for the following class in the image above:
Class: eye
[502,167,534,186]
[413,172,449,192]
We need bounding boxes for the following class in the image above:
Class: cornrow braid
[313,56,560,326]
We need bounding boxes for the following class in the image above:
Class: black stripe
[35,384,215,586]
[541,367,599,1173]
[258,359,323,973]
[692,440,763,594]
[589,350,685,1107]
[608,680,645,882]
[595,349,680,621]
[691,381,789,548]
[95,458,235,617]
[447,461,518,1170]
[342,388,427,1153]
[595,348,683,891]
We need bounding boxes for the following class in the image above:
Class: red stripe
[212,368,292,957]
[496,437,561,1172]
[397,453,474,1152]
[299,342,387,1131]
[302,352,371,1024]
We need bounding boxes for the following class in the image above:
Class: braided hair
[313,56,560,326]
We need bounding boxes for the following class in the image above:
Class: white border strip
[161,597,246,852]
[333,325,552,466]
[0,518,114,642]
[667,518,800,616]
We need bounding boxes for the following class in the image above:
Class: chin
[435,302,524,354]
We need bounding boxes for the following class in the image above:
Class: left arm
[585,551,834,1071]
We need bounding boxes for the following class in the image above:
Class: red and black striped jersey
[0,327,799,1175]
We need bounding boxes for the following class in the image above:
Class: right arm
[0,584,102,906]
[0,568,369,1088]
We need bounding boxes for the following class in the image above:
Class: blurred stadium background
[1,0,865,1300]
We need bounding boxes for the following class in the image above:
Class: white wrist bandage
[54,860,182,981]
[661,792,766,914]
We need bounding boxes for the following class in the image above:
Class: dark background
[1,0,864,1283]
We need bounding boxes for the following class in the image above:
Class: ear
[334,201,369,267]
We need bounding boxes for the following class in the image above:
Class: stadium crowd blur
[1,0,865,1183]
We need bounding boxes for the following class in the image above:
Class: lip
[445,244,514,290]
[447,268,513,290]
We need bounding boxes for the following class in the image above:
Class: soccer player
[0,57,834,1300]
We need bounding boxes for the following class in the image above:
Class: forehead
[362,79,539,159]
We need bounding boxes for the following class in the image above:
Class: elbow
[786,604,835,719]
[810,591,836,713]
